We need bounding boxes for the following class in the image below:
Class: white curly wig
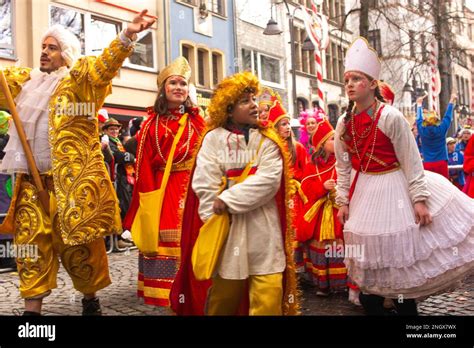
[42,24,81,68]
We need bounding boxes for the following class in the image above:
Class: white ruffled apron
[344,169,474,299]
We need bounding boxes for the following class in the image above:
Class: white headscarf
[42,24,81,68]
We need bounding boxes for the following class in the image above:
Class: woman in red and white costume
[335,38,474,315]
[298,118,348,297]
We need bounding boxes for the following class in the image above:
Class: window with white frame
[179,0,197,5]
[178,0,225,16]
[197,48,207,86]
[50,5,86,54]
[181,42,224,88]
[50,4,157,72]
[325,40,346,84]
[0,0,14,58]
[368,29,382,56]
[242,48,282,87]
[212,51,223,86]
[181,43,196,84]
[125,30,156,71]
[88,16,121,56]
[208,0,225,16]
[325,42,332,80]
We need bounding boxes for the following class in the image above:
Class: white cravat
[1,66,69,174]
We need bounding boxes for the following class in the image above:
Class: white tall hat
[42,24,81,68]
[344,37,381,80]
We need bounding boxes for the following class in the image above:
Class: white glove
[121,230,133,242]
[101,134,109,145]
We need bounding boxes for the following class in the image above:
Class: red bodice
[344,107,400,173]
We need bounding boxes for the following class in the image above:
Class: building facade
[169,0,236,112]
[234,0,289,108]
[274,0,353,126]
[345,0,473,130]
[0,0,166,124]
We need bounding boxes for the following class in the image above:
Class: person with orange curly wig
[170,72,299,316]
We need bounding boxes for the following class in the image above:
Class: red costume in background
[463,137,474,198]
[297,119,347,293]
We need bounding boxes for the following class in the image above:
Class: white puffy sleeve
[192,131,226,222]
[380,106,430,203]
[334,115,352,206]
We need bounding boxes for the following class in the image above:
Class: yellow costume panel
[15,176,110,299]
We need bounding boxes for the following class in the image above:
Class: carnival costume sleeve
[192,132,226,222]
[334,116,352,206]
[301,164,329,203]
[218,139,283,214]
[0,67,32,108]
[416,105,424,133]
[439,103,454,134]
[49,34,134,245]
[382,107,430,203]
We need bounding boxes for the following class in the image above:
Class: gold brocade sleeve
[0,67,31,110]
[69,36,134,105]
[48,36,133,246]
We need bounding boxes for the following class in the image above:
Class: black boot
[394,299,418,316]
[82,297,102,316]
[359,293,385,315]
[22,311,41,316]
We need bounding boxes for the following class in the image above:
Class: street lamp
[460,105,469,121]
[263,0,301,118]
[403,82,413,94]
[263,18,282,35]
[302,36,315,51]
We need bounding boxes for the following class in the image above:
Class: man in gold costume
[0,10,155,316]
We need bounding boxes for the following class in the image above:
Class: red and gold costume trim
[124,106,205,307]
[344,105,400,174]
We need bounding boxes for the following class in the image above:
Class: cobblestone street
[0,249,472,316]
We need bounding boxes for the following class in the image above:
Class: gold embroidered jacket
[0,36,133,245]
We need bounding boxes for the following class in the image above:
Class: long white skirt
[343,169,474,299]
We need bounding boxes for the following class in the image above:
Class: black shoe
[82,297,102,316]
[22,311,41,316]
[359,293,386,316]
[394,299,418,316]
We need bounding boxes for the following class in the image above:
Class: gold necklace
[351,103,380,173]
[351,101,377,139]
[155,114,192,165]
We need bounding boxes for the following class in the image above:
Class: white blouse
[192,127,286,279]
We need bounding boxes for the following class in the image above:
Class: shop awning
[103,106,147,118]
